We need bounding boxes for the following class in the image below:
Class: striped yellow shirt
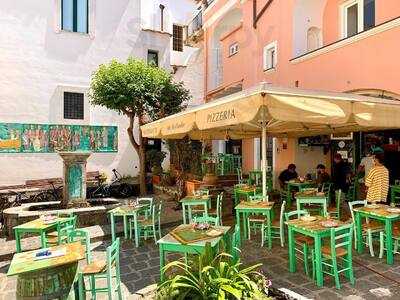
[365,165,389,202]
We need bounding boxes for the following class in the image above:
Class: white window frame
[263,41,277,71]
[340,0,364,39]
[228,42,239,57]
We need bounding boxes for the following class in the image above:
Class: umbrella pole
[261,121,267,198]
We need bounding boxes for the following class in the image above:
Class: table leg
[15,229,21,253]
[110,213,116,242]
[315,235,323,287]
[204,202,208,219]
[385,219,394,265]
[123,215,128,240]
[182,203,187,224]
[288,227,296,273]
[134,213,139,248]
[267,211,272,249]
[243,212,248,240]
[159,245,165,282]
[355,212,363,253]
[235,209,241,247]
[40,231,47,248]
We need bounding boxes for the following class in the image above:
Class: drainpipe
[159,4,165,31]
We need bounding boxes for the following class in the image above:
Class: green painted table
[179,195,210,224]
[235,201,274,249]
[353,204,400,265]
[233,185,262,207]
[390,185,400,204]
[109,204,149,247]
[286,216,346,287]
[158,224,231,281]
[286,181,316,207]
[7,241,85,299]
[14,217,68,253]
[295,192,328,217]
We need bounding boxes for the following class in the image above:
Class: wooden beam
[253,0,274,28]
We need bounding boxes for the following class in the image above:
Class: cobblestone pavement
[1,225,400,300]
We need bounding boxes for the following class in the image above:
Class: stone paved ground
[1,197,400,299]
[1,221,400,300]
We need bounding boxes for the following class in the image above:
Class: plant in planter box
[157,243,271,300]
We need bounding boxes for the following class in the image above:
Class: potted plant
[146,149,167,184]
[157,243,273,300]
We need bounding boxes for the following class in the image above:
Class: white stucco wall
[292,0,327,57]
[0,0,197,185]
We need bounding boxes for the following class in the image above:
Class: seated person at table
[365,153,389,203]
[279,164,298,188]
[316,164,330,186]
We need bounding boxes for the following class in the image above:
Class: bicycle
[32,181,63,202]
[89,169,132,198]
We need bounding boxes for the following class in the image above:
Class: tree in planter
[90,58,190,194]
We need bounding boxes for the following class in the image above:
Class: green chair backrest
[57,211,74,218]
[193,215,219,226]
[249,194,269,202]
[69,229,91,263]
[106,238,121,285]
[138,197,153,217]
[236,168,243,184]
[329,223,353,259]
[152,202,162,225]
[214,192,223,219]
[198,189,210,196]
[348,200,367,223]
[231,224,241,262]
[284,209,309,221]
[279,201,286,229]
[322,182,332,194]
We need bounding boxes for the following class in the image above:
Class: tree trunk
[138,132,147,196]
[127,114,147,196]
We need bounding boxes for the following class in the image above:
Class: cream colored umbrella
[141,83,400,196]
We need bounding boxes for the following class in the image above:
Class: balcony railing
[187,10,203,38]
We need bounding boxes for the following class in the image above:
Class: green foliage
[89,58,189,122]
[167,137,202,175]
[146,149,167,175]
[157,243,271,300]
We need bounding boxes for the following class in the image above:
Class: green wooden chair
[191,189,210,216]
[328,190,342,220]
[296,196,328,217]
[193,215,219,226]
[348,200,383,256]
[269,200,286,247]
[78,238,122,300]
[318,223,354,289]
[379,228,400,259]
[45,215,77,246]
[68,229,92,263]
[231,224,241,263]
[236,168,246,185]
[129,202,162,243]
[209,192,223,225]
[137,197,154,219]
[285,209,314,277]
[246,194,271,247]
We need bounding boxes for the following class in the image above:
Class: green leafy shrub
[157,243,271,300]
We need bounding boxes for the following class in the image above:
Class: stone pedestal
[58,152,91,208]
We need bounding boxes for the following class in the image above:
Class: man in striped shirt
[365,153,389,203]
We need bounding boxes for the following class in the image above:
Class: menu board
[0,123,118,153]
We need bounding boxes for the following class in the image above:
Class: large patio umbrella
[141,83,400,197]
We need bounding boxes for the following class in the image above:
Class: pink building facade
[188,0,400,181]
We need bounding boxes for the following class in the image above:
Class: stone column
[58,152,91,208]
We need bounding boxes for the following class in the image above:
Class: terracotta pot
[203,173,218,185]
